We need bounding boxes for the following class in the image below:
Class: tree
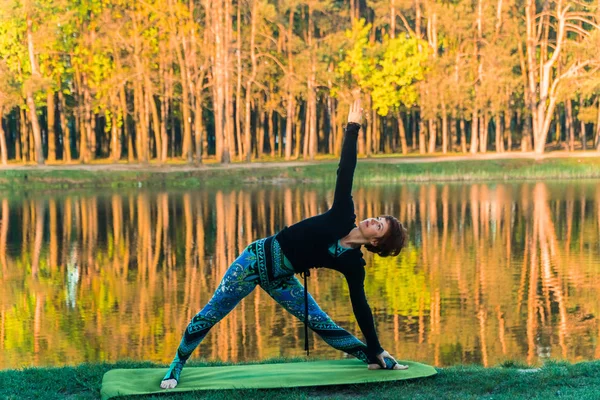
[523,0,600,154]
[338,20,427,154]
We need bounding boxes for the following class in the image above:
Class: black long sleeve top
[275,122,383,359]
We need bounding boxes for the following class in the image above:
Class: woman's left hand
[347,96,363,125]
[368,350,409,370]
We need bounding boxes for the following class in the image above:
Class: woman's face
[358,217,389,243]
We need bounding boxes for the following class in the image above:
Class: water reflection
[1,182,600,369]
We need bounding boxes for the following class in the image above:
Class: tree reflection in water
[1,182,600,369]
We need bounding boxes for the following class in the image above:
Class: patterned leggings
[163,239,370,382]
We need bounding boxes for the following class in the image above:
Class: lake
[1,180,600,370]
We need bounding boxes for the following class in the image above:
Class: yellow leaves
[368,245,430,316]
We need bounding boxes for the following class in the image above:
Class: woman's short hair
[364,215,407,257]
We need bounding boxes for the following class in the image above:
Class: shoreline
[1,152,600,191]
[2,149,600,170]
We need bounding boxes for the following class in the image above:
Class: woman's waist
[248,236,295,278]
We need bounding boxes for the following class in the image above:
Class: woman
[161,97,408,389]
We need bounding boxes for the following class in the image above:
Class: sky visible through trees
[0,0,599,165]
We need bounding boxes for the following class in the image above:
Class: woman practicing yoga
[161,96,409,389]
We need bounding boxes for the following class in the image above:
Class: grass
[1,357,600,399]
[2,156,600,191]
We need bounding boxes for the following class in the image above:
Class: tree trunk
[20,108,29,162]
[244,0,258,162]
[595,100,600,151]
[160,64,169,162]
[285,95,294,161]
[268,108,275,156]
[83,74,96,162]
[504,111,512,151]
[132,83,141,161]
[365,101,372,156]
[47,90,56,162]
[79,79,89,163]
[284,8,294,160]
[496,113,504,152]
[358,118,365,156]
[244,82,253,162]
[473,0,482,156]
[480,113,488,153]
[258,110,265,159]
[225,0,235,162]
[0,109,7,165]
[211,0,230,163]
[235,0,244,161]
[525,0,568,154]
[419,117,426,154]
[580,97,587,151]
[57,90,71,162]
[28,118,35,160]
[26,14,44,165]
[303,100,310,159]
[450,112,457,152]
[148,89,162,163]
[411,111,417,150]
[427,119,436,153]
[460,118,467,153]
[111,112,120,162]
[441,104,448,154]
[397,112,408,155]
[278,113,283,157]
[90,102,97,160]
[470,111,478,154]
[118,88,133,162]
[334,103,343,156]
[294,103,301,159]
[308,85,317,160]
[566,99,575,151]
[127,123,134,162]
[308,4,317,161]
[14,111,21,161]
[24,90,44,164]
[521,114,532,151]
[174,39,193,162]
[327,100,334,154]
[194,94,203,164]
[372,108,379,154]
[133,79,148,163]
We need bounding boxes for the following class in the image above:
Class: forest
[0,0,599,165]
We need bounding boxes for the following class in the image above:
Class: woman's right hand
[347,96,363,125]
[368,350,409,370]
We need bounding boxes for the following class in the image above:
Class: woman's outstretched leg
[265,276,371,363]
[161,248,260,389]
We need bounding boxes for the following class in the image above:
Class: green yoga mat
[101,359,437,399]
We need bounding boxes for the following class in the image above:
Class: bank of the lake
[1,358,599,399]
[2,152,600,190]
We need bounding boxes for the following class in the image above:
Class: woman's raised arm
[332,98,363,210]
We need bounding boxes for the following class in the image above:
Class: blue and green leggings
[163,238,370,382]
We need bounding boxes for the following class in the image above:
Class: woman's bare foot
[160,378,178,389]
[161,353,184,389]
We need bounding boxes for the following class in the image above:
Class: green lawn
[2,156,600,190]
[1,358,599,399]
